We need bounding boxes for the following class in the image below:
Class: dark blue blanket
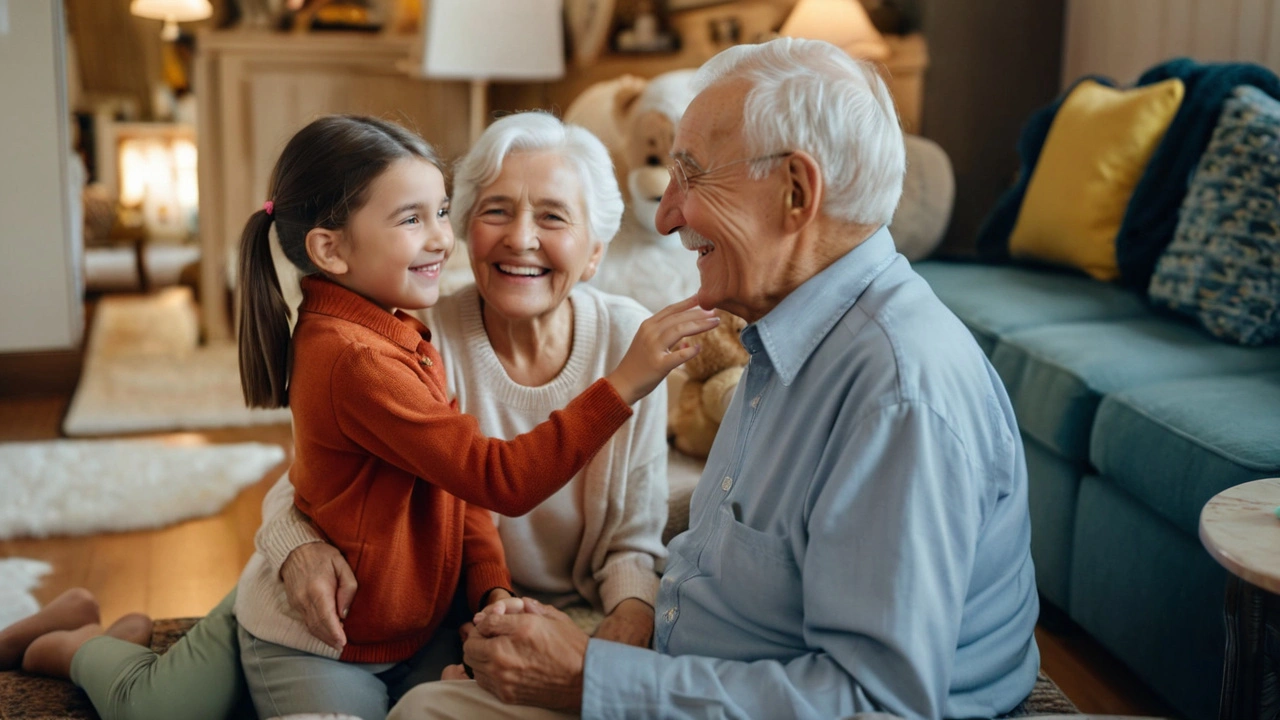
[975,58,1280,290]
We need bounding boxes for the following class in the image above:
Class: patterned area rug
[62,288,291,436]
[0,439,285,540]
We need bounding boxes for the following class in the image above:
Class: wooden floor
[0,294,1180,718]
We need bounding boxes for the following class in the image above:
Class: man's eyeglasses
[666,152,793,196]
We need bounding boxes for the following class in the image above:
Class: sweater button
[418,355,433,367]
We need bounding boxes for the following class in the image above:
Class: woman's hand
[279,541,358,652]
[606,296,720,405]
[593,598,654,648]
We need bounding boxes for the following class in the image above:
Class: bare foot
[0,588,99,670]
[106,613,153,647]
[22,623,104,678]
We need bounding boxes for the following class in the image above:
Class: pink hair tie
[263,200,274,216]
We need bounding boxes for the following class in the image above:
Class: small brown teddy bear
[668,310,749,459]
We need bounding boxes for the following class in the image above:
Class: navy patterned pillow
[1149,85,1280,345]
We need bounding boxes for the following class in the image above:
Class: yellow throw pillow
[1009,78,1185,281]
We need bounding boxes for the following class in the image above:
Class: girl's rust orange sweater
[288,277,633,663]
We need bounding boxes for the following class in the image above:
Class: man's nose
[655,184,684,237]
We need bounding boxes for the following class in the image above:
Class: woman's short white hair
[451,111,624,246]
[693,38,906,227]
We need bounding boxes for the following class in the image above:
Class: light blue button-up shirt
[582,228,1039,719]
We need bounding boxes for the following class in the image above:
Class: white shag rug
[0,558,52,629]
[0,439,285,540]
[63,287,292,436]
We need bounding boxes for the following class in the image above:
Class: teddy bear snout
[632,166,671,202]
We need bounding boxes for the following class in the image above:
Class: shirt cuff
[465,561,512,612]
[582,638,664,720]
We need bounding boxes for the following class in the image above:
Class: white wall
[0,0,82,352]
[1064,0,1280,86]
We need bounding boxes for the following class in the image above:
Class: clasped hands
[442,596,589,711]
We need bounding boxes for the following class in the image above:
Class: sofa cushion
[1149,85,1280,346]
[991,318,1280,460]
[912,261,1147,354]
[1090,369,1280,536]
[1009,78,1185,281]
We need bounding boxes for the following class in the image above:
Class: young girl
[228,114,714,720]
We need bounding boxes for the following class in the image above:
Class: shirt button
[721,476,733,491]
[751,395,761,408]
[665,607,677,622]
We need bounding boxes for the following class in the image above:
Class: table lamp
[780,0,890,62]
[421,0,566,145]
[130,0,212,41]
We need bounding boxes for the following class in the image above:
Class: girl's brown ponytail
[237,209,292,408]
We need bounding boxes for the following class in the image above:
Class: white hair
[451,112,624,246]
[693,38,906,226]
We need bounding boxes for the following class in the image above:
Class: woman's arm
[255,474,326,572]
[591,383,668,640]
[593,597,654,648]
[259,475,358,652]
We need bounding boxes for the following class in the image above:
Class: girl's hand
[606,296,720,405]
[472,596,546,626]
[441,663,470,681]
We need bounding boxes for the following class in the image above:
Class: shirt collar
[746,226,897,386]
[298,276,431,353]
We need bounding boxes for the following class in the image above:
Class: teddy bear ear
[613,75,648,124]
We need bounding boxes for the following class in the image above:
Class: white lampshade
[130,0,212,41]
[780,0,889,61]
[421,0,565,81]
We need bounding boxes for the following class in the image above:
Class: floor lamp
[421,0,566,146]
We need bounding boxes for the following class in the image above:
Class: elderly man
[390,37,1039,720]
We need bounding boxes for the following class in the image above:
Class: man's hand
[464,598,589,711]
[279,541,357,651]
[593,598,654,648]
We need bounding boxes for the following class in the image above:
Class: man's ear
[782,151,823,233]
[306,227,349,275]
[579,240,606,282]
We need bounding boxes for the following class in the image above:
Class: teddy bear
[566,69,703,313]
[667,309,749,459]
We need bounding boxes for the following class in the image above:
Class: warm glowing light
[117,135,199,240]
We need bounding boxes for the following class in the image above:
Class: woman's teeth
[498,264,547,276]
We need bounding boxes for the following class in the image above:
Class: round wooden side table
[1200,477,1280,720]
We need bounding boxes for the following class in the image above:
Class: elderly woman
[7,112,668,720]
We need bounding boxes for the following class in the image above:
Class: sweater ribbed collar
[456,285,600,411]
[298,276,431,352]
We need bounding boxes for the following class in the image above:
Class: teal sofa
[913,260,1280,720]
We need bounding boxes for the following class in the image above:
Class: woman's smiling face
[466,150,603,323]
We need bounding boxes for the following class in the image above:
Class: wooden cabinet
[194,30,470,342]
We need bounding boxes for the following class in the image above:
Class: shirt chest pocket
[712,505,804,640]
